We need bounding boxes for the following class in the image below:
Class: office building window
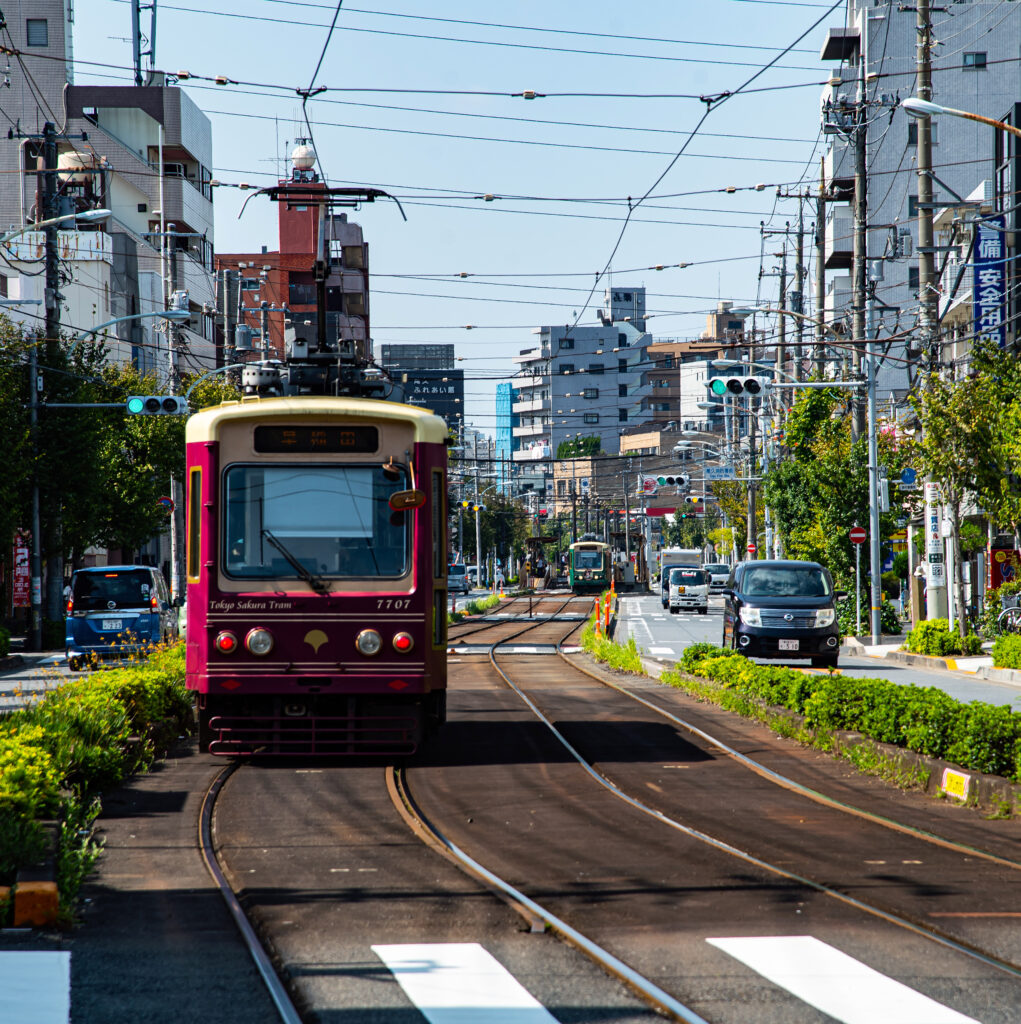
[582,388,598,399]
[908,266,919,291]
[617,332,629,347]
[908,195,919,217]
[618,384,628,397]
[907,121,937,146]
[589,363,604,375]
[560,337,575,350]
[618,359,627,372]
[963,52,987,70]
[618,409,628,422]
[583,413,599,424]
[560,363,574,374]
[26,19,48,46]
[663,354,674,369]
[557,480,566,496]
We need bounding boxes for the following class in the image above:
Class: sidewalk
[842,633,1021,686]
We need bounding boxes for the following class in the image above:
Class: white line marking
[372,942,558,1022]
[0,951,70,1024]
[649,647,675,655]
[707,936,979,1024]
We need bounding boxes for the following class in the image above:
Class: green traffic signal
[126,396,145,414]
[709,379,728,396]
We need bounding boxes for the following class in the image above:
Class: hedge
[993,634,1021,671]
[903,619,982,657]
[673,643,1021,782]
[0,644,191,918]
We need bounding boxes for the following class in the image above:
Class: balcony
[512,397,546,414]
[822,141,853,199]
[825,274,851,330]
[513,423,546,439]
[825,205,853,269]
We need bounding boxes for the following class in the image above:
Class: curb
[885,650,966,672]
[975,664,1021,688]
[0,654,25,671]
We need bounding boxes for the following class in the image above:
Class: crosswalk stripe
[707,936,978,1024]
[0,951,70,1024]
[372,943,558,1022]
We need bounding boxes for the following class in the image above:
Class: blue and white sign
[973,215,1007,348]
[900,467,917,486]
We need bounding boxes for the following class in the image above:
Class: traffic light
[461,500,470,508]
[126,395,189,416]
[707,375,770,396]
[683,495,700,505]
[656,473,690,488]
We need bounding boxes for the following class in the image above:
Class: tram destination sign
[254,425,379,453]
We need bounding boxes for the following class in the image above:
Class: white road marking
[707,936,979,1024]
[0,951,70,1024]
[649,647,675,655]
[372,942,558,1023]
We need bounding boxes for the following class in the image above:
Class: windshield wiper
[261,529,331,595]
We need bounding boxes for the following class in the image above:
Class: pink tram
[185,396,449,756]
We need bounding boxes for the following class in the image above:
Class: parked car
[702,562,731,593]
[447,564,470,594]
[668,566,709,614]
[65,565,179,671]
[721,560,845,669]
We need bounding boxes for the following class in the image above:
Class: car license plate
[778,638,800,652]
[102,619,122,631]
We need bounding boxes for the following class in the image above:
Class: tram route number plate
[102,619,122,631]
[778,639,800,651]
[940,767,971,801]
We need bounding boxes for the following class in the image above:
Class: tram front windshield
[575,548,603,570]
[223,464,409,580]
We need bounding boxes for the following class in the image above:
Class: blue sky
[69,0,843,426]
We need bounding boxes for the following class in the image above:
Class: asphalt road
[616,592,1021,708]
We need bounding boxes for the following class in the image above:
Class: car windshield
[703,564,729,574]
[670,568,703,583]
[72,569,153,611]
[575,549,603,569]
[741,566,831,598]
[224,464,409,580]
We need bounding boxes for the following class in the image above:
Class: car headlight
[815,608,836,628]
[738,607,761,627]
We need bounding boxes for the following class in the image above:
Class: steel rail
[198,762,305,1024]
[560,649,1021,874]
[388,764,710,1024]
[481,624,1021,980]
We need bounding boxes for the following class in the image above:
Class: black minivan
[721,560,844,669]
[65,565,179,670]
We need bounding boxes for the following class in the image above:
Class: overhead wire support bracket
[699,91,731,111]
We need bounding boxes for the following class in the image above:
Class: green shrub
[580,601,645,674]
[679,642,730,673]
[670,648,1021,782]
[880,599,903,635]
[993,634,1021,670]
[903,619,979,657]
[0,626,10,657]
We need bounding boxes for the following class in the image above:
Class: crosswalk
[1,938,982,1023]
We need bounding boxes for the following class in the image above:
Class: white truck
[658,548,702,607]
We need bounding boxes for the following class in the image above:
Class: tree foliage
[556,435,600,458]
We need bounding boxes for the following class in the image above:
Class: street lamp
[901,97,1021,138]
[0,208,112,246]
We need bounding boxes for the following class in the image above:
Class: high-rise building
[820,3,1021,387]
[378,344,464,428]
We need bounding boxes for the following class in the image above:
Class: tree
[912,370,999,636]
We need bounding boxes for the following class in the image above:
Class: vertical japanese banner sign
[924,482,945,589]
[12,531,30,610]
[974,215,1006,348]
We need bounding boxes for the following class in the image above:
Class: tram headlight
[215,631,239,654]
[245,627,274,656]
[392,631,414,654]
[356,628,383,656]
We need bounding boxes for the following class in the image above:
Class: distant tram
[569,540,611,593]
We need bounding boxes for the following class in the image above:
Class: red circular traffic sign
[850,526,867,545]
[746,543,757,554]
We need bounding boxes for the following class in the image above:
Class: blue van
[65,565,179,670]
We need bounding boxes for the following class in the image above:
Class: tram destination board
[253,425,379,453]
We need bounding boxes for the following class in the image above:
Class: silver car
[702,563,731,593]
[447,564,470,594]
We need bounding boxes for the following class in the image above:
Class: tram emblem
[304,629,329,653]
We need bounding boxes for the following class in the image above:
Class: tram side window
[223,464,410,579]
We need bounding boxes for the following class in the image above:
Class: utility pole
[815,156,827,376]
[793,196,805,377]
[28,338,43,652]
[777,242,788,381]
[851,45,868,440]
[916,0,947,619]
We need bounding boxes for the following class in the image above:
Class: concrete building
[378,344,464,428]
[1,3,216,375]
[819,2,1021,386]
[494,382,517,493]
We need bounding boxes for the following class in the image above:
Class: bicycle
[997,600,1021,634]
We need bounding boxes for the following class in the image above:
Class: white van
[668,566,709,615]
